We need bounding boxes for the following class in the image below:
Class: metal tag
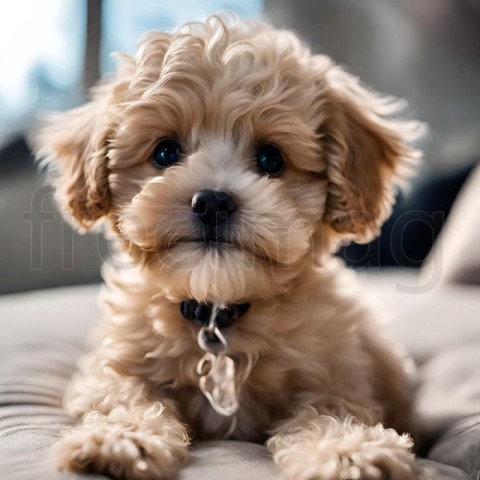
[195,303,239,417]
[196,352,239,417]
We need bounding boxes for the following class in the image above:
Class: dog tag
[196,352,239,417]
[195,303,239,417]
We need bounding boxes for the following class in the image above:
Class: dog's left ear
[316,59,422,242]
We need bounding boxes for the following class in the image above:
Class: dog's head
[38,16,420,302]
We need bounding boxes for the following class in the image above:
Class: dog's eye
[256,144,284,176]
[151,140,181,169]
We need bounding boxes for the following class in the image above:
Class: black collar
[180,300,250,328]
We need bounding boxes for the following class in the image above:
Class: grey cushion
[1,276,480,479]
[422,163,480,286]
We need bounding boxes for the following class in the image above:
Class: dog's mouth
[180,236,250,254]
[190,223,233,245]
[189,236,235,249]
[124,217,297,269]
[161,234,284,267]
[175,223,245,252]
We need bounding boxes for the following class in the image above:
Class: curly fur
[38,14,424,480]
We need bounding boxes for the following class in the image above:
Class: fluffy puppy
[38,15,423,480]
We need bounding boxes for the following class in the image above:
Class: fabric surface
[1,276,480,479]
[423,162,480,286]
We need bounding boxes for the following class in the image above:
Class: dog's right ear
[37,31,173,231]
[36,80,121,231]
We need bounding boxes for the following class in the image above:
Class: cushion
[423,163,480,285]
[1,276,480,479]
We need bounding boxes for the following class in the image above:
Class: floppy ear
[37,81,119,230]
[319,61,422,242]
[36,32,172,231]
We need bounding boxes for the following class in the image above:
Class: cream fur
[38,14,424,480]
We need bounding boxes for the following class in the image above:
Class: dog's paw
[277,440,417,480]
[51,421,189,480]
[271,421,419,480]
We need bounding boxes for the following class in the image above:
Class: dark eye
[256,144,284,176]
[151,139,181,168]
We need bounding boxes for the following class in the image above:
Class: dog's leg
[51,374,189,480]
[267,406,419,480]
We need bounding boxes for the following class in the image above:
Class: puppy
[38,15,422,480]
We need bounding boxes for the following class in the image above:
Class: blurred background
[0,0,479,294]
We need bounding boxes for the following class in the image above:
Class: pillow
[422,163,480,285]
[1,284,479,480]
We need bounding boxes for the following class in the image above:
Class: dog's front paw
[51,412,189,480]
[270,421,419,480]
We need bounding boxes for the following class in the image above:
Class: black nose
[191,189,236,227]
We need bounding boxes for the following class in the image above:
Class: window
[0,0,263,146]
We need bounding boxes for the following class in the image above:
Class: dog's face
[39,17,420,302]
